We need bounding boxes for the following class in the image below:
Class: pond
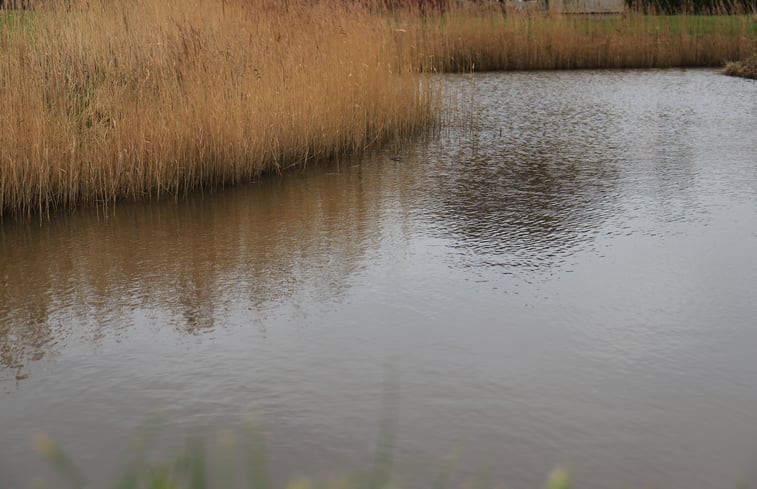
[2,69,757,489]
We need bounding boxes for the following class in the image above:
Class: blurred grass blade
[432,451,461,489]
[215,430,237,489]
[174,436,207,489]
[32,434,87,489]
[544,468,570,489]
[246,418,271,489]
[369,365,400,489]
[188,437,207,489]
[114,419,162,489]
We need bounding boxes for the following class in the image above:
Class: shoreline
[1,1,755,219]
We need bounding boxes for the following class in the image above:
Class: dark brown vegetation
[724,52,757,78]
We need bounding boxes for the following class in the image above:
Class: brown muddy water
[2,69,757,489]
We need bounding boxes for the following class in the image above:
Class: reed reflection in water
[0,158,397,376]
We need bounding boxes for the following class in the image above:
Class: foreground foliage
[31,430,572,489]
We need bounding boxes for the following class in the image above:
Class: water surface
[2,69,757,489]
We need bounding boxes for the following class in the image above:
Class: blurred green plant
[32,428,570,489]
[544,468,570,489]
[30,370,569,489]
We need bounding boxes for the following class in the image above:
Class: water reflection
[417,73,624,273]
[427,143,621,271]
[3,70,757,379]
[0,160,390,375]
[420,70,756,271]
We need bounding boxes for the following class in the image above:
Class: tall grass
[1,0,754,218]
[397,3,756,72]
[0,0,434,218]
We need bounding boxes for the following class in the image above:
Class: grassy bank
[1,1,754,219]
[725,52,757,77]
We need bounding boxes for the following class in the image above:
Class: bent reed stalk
[1,0,755,219]
[724,51,757,78]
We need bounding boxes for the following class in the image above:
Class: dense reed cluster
[1,0,754,218]
[724,51,757,78]
[404,3,755,71]
[0,0,434,218]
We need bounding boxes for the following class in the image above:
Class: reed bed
[1,0,755,218]
[398,4,756,72]
[0,0,434,218]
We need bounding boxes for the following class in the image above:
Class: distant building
[499,0,626,15]
[547,0,626,14]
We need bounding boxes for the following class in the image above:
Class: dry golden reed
[0,0,434,218]
[1,0,754,218]
[397,1,756,72]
